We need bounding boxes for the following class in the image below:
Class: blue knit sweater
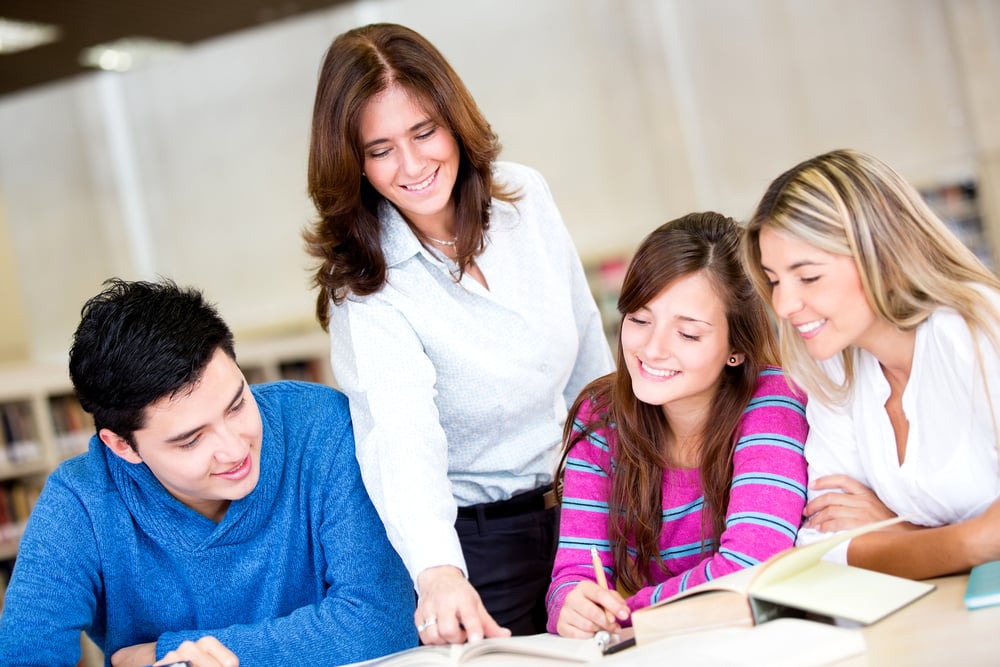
[0,381,417,666]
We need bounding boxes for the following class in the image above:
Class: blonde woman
[743,148,1000,579]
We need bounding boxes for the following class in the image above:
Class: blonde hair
[742,149,1000,409]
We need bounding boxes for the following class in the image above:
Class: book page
[753,560,935,625]
[458,634,604,662]
[349,634,604,666]
[350,645,454,666]
[749,515,905,590]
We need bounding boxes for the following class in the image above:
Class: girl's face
[757,226,879,360]
[620,271,736,421]
[358,84,461,230]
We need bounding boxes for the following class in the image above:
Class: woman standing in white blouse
[742,148,1000,578]
[303,24,613,643]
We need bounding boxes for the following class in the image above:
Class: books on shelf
[48,394,93,457]
[630,517,935,645]
[964,560,1000,610]
[0,479,42,547]
[278,358,329,384]
[0,401,41,466]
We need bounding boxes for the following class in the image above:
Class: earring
[729,356,737,365]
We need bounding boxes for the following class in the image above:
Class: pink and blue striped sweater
[546,367,808,631]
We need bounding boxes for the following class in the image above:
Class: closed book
[964,560,1000,610]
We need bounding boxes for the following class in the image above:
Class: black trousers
[455,487,559,635]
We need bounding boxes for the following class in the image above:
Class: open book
[352,633,606,666]
[630,517,935,645]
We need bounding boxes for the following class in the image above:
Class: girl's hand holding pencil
[553,546,631,639]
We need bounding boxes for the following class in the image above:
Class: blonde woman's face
[757,226,879,360]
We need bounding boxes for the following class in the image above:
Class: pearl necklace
[426,235,457,247]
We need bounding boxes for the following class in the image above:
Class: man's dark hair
[69,278,236,448]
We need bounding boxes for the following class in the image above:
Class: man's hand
[111,636,238,667]
[111,641,156,667]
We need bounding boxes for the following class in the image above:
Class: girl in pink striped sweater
[547,212,808,637]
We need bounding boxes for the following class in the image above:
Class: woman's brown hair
[561,212,779,594]
[303,23,518,327]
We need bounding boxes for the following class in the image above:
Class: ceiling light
[79,37,184,73]
[0,17,61,54]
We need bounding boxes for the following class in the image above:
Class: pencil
[590,545,615,626]
[590,545,609,590]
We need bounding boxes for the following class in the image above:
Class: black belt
[457,485,558,521]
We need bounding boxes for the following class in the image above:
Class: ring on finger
[417,615,438,632]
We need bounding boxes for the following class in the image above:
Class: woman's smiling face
[359,84,460,229]
[757,225,878,360]
[620,270,733,418]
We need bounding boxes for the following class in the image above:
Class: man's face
[102,348,263,522]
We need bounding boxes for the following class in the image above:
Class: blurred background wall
[0,0,998,365]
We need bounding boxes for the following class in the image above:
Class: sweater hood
[100,384,286,550]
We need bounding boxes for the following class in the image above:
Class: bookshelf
[235,329,335,387]
[0,365,93,564]
[920,180,994,270]
[0,329,334,620]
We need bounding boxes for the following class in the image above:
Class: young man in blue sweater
[0,279,417,667]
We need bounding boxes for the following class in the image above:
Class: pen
[590,545,615,626]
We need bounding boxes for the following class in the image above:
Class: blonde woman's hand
[803,474,902,532]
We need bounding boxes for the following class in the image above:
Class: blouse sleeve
[328,294,465,584]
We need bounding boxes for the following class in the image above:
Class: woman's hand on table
[416,565,510,644]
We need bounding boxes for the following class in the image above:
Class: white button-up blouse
[328,162,614,582]
[797,287,1000,563]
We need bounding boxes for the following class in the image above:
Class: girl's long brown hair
[303,23,518,328]
[561,212,778,594]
